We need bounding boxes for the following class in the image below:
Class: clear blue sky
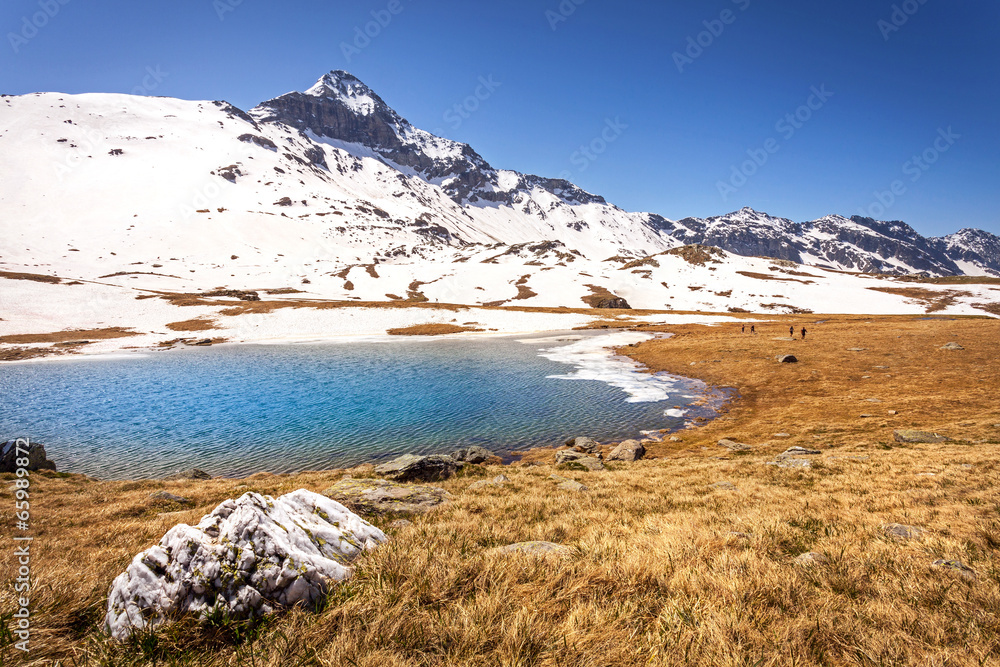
[3,0,998,236]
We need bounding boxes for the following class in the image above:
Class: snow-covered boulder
[104,489,386,640]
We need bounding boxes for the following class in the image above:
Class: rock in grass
[606,439,645,462]
[893,430,950,444]
[467,474,510,491]
[794,552,829,567]
[718,439,752,452]
[148,491,192,505]
[0,440,56,473]
[549,474,587,492]
[323,477,451,516]
[104,490,385,640]
[374,454,458,482]
[940,342,965,351]
[564,436,600,453]
[932,559,977,581]
[766,458,812,469]
[884,523,924,540]
[710,481,736,491]
[389,519,412,529]
[555,450,605,470]
[778,447,821,457]
[492,541,573,558]
[164,468,211,481]
[450,446,496,464]
[776,355,798,363]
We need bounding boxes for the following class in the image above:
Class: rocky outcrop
[104,490,385,640]
[374,454,459,482]
[1,440,55,472]
[323,477,451,516]
[555,450,604,471]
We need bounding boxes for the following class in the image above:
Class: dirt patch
[165,318,218,332]
[737,271,814,285]
[512,275,537,301]
[0,327,138,345]
[0,270,62,284]
[386,324,485,336]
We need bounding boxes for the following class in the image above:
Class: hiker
[751,325,755,334]
[789,326,794,337]
[741,324,745,334]
[801,327,807,339]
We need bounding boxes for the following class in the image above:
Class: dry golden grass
[2,317,1000,666]
[165,318,218,332]
[386,323,485,336]
[0,270,62,284]
[0,327,138,345]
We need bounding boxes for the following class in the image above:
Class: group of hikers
[740,324,807,339]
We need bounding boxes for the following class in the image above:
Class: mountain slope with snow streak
[1,71,999,359]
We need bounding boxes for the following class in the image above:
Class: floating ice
[532,332,683,404]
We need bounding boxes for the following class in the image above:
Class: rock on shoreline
[104,489,385,640]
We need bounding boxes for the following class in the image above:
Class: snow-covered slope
[0,71,998,357]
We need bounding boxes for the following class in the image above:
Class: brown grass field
[2,315,1000,666]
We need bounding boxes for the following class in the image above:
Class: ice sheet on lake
[530,331,686,406]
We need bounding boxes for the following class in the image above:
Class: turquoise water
[0,332,708,479]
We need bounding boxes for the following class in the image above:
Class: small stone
[450,446,496,464]
[847,348,866,352]
[888,410,898,416]
[766,458,812,469]
[727,532,752,541]
[492,541,573,558]
[549,474,587,492]
[860,414,873,418]
[779,447,821,457]
[866,398,882,403]
[893,430,950,444]
[776,355,798,363]
[148,491,192,505]
[606,439,645,462]
[794,552,829,567]
[718,439,752,452]
[668,436,682,443]
[931,559,976,581]
[710,481,736,491]
[884,523,924,540]
[467,474,510,491]
[773,433,792,438]
[388,519,412,529]
[564,437,600,453]
[940,342,965,351]
[164,468,211,481]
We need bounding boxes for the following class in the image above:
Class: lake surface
[0,331,711,479]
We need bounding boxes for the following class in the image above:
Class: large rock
[884,523,924,540]
[104,490,385,640]
[467,474,509,491]
[450,446,496,464]
[893,430,950,444]
[323,477,451,516]
[940,342,965,351]
[0,440,56,473]
[374,454,458,482]
[778,447,821,457]
[549,474,588,492]
[776,355,798,364]
[606,440,645,462]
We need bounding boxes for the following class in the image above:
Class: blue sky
[3,0,998,237]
